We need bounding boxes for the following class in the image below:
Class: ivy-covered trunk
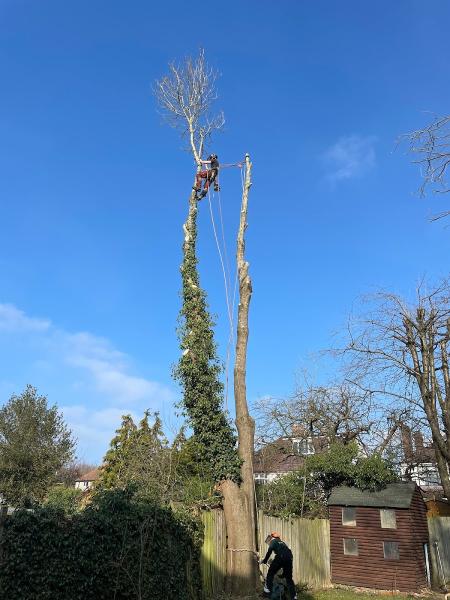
[174,186,241,484]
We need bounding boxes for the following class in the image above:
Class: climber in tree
[260,532,297,599]
[193,153,220,199]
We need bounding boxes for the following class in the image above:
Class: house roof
[254,438,303,474]
[328,482,417,508]
[254,436,328,474]
[76,468,100,482]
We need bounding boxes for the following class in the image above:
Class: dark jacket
[262,538,292,563]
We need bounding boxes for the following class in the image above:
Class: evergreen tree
[0,385,75,507]
[97,411,178,503]
[98,414,137,490]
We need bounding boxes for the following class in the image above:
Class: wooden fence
[428,516,450,589]
[258,511,331,589]
[200,510,227,598]
[200,509,331,597]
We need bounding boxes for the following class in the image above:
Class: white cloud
[0,304,50,332]
[323,134,376,183]
[0,303,177,462]
[62,331,174,405]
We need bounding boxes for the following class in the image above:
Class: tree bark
[234,154,256,534]
[220,154,258,595]
[404,314,450,499]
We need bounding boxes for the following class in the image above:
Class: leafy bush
[256,472,325,519]
[44,485,83,515]
[257,442,398,518]
[0,488,202,600]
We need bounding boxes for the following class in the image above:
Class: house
[253,434,326,483]
[328,482,430,592]
[74,468,100,491]
[400,426,441,489]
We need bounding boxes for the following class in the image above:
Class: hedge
[0,489,202,600]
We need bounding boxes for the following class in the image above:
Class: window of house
[383,541,400,560]
[343,538,359,556]
[254,473,268,484]
[293,439,314,455]
[380,509,397,529]
[342,507,356,526]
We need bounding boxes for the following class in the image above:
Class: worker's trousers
[196,168,218,191]
[266,552,296,599]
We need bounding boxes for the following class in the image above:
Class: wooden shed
[328,482,430,592]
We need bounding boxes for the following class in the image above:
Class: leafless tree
[155,48,224,165]
[255,382,404,459]
[402,114,450,221]
[337,280,450,497]
[56,461,97,486]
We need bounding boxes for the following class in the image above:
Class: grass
[221,587,442,600]
[299,589,433,600]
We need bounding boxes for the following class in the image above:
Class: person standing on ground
[260,532,297,599]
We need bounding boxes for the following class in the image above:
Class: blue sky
[1,1,449,462]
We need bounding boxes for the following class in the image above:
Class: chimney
[401,425,413,461]
[291,424,306,437]
[413,431,424,453]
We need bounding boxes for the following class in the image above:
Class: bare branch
[336,279,450,496]
[154,49,224,164]
[401,113,450,220]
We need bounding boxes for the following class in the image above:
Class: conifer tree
[98,412,174,502]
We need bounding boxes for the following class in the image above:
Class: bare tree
[338,280,450,497]
[402,114,450,221]
[155,49,224,166]
[255,381,403,459]
[156,52,257,594]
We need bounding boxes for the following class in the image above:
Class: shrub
[44,485,83,515]
[0,488,202,600]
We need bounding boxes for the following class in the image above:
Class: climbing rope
[223,165,245,409]
[207,186,233,331]
[206,163,244,409]
[215,186,234,411]
[206,162,261,562]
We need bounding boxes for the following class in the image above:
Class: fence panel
[201,510,227,598]
[428,516,450,589]
[258,511,331,588]
[201,510,331,595]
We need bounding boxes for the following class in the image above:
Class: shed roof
[328,482,417,508]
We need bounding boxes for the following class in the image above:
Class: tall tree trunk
[220,154,258,595]
[180,164,258,595]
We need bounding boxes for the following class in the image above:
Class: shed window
[343,538,358,556]
[380,509,397,529]
[383,541,400,560]
[342,507,356,526]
